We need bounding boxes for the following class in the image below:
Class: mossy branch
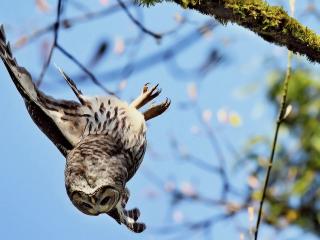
[139,0,320,63]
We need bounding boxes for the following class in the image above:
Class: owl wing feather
[0,25,87,156]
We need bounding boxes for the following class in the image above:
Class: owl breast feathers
[0,24,170,233]
[65,96,147,196]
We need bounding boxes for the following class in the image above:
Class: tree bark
[169,0,320,63]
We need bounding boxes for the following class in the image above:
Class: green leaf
[292,170,315,195]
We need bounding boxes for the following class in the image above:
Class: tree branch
[36,0,63,86]
[56,44,115,95]
[254,47,293,240]
[117,0,162,40]
[143,0,320,63]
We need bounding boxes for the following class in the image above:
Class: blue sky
[0,1,320,240]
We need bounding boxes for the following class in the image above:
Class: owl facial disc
[70,186,120,216]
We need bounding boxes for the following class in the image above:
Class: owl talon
[122,213,146,233]
[130,83,161,109]
[143,98,171,121]
[142,83,150,93]
[110,192,146,233]
[124,208,140,221]
[127,221,146,233]
[115,204,146,233]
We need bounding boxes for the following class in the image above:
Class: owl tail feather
[55,64,86,105]
[0,24,39,103]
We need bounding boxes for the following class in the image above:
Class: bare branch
[56,44,115,95]
[254,47,293,240]
[36,0,63,86]
[13,1,134,50]
[117,0,162,40]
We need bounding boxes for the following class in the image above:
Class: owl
[0,25,170,233]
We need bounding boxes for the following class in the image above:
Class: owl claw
[143,98,171,121]
[122,209,146,233]
[142,83,150,93]
[109,189,146,233]
[126,221,146,233]
[130,83,162,109]
[124,208,140,221]
[107,205,146,233]
[118,205,146,233]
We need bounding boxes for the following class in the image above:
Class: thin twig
[117,0,162,40]
[254,51,292,240]
[56,44,115,95]
[170,136,221,173]
[194,104,230,200]
[92,21,216,80]
[254,2,295,238]
[13,1,134,50]
[36,0,63,87]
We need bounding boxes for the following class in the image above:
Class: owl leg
[108,188,146,233]
[130,83,161,109]
[116,202,146,233]
[120,188,146,233]
[107,187,130,224]
[121,187,130,207]
[143,98,171,121]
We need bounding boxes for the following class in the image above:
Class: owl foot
[143,98,171,121]
[121,189,146,233]
[107,188,146,233]
[122,207,146,233]
[111,203,145,233]
[130,83,161,109]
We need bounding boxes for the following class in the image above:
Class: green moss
[225,1,286,30]
[181,0,199,8]
[138,0,199,7]
[136,0,320,63]
[218,0,320,62]
[288,18,320,50]
[136,0,164,6]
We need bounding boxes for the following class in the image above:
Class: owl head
[64,135,128,216]
[66,184,122,216]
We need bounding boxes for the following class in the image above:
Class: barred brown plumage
[0,24,170,233]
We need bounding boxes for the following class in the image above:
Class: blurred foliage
[246,68,320,235]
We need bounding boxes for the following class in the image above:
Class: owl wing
[0,25,87,156]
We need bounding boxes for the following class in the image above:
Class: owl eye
[81,202,92,209]
[100,196,111,206]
